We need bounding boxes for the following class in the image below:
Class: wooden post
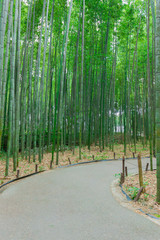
[92,155,94,160]
[125,166,128,177]
[138,153,144,189]
[120,173,125,185]
[134,187,144,202]
[35,164,38,173]
[68,158,71,165]
[16,170,20,179]
[145,163,149,171]
[122,156,125,175]
[133,152,135,158]
[50,161,53,169]
[114,152,116,160]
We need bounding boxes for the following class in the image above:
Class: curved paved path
[0,158,160,240]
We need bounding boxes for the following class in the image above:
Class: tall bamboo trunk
[156,0,160,203]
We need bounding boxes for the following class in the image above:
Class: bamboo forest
[1,0,160,202]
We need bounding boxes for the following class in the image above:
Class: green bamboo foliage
[0,0,157,196]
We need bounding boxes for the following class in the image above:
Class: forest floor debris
[0,143,149,187]
[123,170,160,218]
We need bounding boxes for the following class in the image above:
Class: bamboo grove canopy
[1,0,160,200]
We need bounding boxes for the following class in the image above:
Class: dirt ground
[123,171,160,218]
[0,143,149,186]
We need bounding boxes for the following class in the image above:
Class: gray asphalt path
[0,158,160,240]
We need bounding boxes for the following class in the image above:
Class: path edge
[111,178,160,226]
